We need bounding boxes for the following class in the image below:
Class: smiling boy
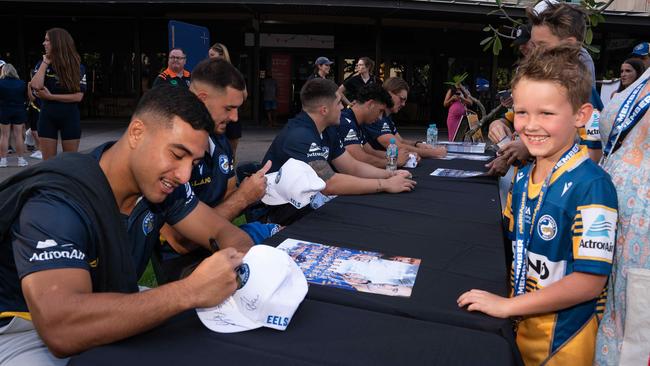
[457,45,618,366]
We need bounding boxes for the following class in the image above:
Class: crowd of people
[0,0,648,365]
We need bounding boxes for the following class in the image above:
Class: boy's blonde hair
[511,45,591,112]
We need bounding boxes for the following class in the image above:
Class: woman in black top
[0,64,28,167]
[338,56,381,106]
[30,28,86,160]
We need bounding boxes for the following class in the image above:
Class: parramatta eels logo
[142,211,155,236]
[537,214,557,241]
[586,214,614,237]
[236,264,250,290]
[218,154,230,174]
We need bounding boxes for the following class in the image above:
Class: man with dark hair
[0,85,250,365]
[263,79,415,199]
[153,48,191,88]
[155,58,276,283]
[336,84,411,168]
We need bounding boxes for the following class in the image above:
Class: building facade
[1,0,648,125]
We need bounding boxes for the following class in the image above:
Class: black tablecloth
[266,158,512,336]
[69,299,516,366]
[69,155,521,366]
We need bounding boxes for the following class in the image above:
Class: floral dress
[594,69,650,365]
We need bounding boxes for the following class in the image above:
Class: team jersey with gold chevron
[503,146,617,366]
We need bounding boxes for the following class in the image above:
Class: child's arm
[456,272,607,318]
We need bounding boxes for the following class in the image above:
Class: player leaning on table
[0,86,251,365]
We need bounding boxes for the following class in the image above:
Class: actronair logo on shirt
[381,122,391,133]
[308,143,321,153]
[36,239,58,249]
[577,206,617,263]
[29,239,86,262]
[307,142,329,159]
[344,129,358,142]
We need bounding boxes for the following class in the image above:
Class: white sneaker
[30,150,42,159]
[0,158,6,168]
[17,157,28,167]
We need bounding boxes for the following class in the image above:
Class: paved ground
[0,119,431,183]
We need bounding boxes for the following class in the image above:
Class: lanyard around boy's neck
[513,143,580,296]
[600,77,650,168]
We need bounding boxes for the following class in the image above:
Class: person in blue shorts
[0,64,28,167]
[30,28,86,160]
[0,85,251,365]
[458,45,618,366]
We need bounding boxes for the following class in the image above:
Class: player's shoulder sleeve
[571,171,618,274]
[12,191,94,279]
[283,127,326,163]
[160,182,200,225]
[337,117,362,147]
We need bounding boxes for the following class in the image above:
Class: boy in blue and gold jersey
[458,45,618,366]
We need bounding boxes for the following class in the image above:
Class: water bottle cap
[390,138,396,144]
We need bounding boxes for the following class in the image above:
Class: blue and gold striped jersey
[503,146,618,366]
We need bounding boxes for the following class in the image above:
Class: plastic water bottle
[426,124,438,146]
[386,138,398,172]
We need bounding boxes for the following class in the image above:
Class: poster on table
[277,238,421,297]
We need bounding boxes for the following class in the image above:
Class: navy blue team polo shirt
[263,111,345,173]
[0,142,197,320]
[336,108,368,147]
[363,114,398,151]
[190,133,235,207]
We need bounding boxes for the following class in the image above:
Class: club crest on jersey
[537,214,557,241]
[219,154,230,174]
[236,263,250,289]
[142,211,155,236]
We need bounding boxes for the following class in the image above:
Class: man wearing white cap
[263,78,415,197]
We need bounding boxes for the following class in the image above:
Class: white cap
[0,60,5,67]
[262,158,326,209]
[533,0,559,15]
[196,245,308,333]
